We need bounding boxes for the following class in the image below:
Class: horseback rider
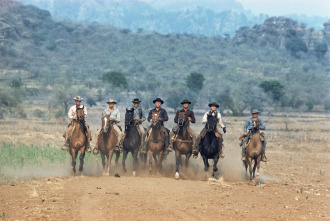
[102,99,123,151]
[193,102,226,159]
[142,97,169,154]
[62,96,92,152]
[168,99,196,152]
[123,98,146,151]
[241,109,267,162]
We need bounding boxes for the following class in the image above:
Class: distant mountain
[19,0,267,36]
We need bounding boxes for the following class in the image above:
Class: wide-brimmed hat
[73,96,83,101]
[251,109,260,114]
[132,98,141,103]
[208,102,219,108]
[153,98,164,104]
[181,99,191,105]
[106,99,117,104]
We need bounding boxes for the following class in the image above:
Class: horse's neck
[152,124,161,140]
[127,125,138,137]
[178,125,189,140]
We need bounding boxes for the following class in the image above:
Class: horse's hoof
[214,168,218,172]
[175,172,179,180]
[133,171,136,177]
[93,148,99,155]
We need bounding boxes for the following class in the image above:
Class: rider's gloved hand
[223,127,226,133]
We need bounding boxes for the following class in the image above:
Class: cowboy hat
[106,99,117,104]
[208,102,219,108]
[181,99,191,105]
[153,97,164,104]
[132,98,141,103]
[73,96,83,101]
[251,109,260,114]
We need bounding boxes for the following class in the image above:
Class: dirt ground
[0,111,330,220]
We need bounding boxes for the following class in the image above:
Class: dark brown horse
[147,112,165,175]
[94,115,120,176]
[173,111,192,180]
[69,106,87,175]
[243,119,263,183]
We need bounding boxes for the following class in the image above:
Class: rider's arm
[217,112,225,128]
[84,106,88,118]
[147,110,152,122]
[68,106,75,119]
[162,109,168,122]
[174,110,179,123]
[190,110,196,123]
[140,108,146,122]
[201,112,208,124]
[259,119,266,130]
[115,109,120,123]
[243,119,250,132]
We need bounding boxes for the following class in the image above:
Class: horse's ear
[126,108,128,111]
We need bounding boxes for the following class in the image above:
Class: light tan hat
[73,96,83,101]
[106,99,117,104]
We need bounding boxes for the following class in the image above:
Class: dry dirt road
[1,149,329,221]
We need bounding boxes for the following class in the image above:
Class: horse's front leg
[256,157,261,183]
[78,147,85,175]
[248,158,253,182]
[122,150,128,173]
[115,150,120,166]
[212,154,219,178]
[132,150,138,176]
[71,149,77,175]
[252,159,257,179]
[185,153,191,168]
[101,153,106,176]
[148,149,153,175]
[107,149,114,176]
[157,151,164,176]
[202,156,208,172]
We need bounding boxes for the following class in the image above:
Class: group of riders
[63,96,267,162]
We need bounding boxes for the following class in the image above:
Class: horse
[173,111,192,180]
[69,106,87,175]
[122,108,142,176]
[243,119,263,183]
[200,114,221,178]
[94,115,120,176]
[147,112,166,175]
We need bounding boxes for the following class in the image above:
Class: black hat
[208,102,219,108]
[251,109,260,114]
[153,98,164,104]
[132,98,141,103]
[181,99,191,105]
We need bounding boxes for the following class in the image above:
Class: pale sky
[236,0,330,17]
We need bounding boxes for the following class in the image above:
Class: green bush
[102,71,128,89]
[185,72,205,92]
[285,38,308,57]
[86,97,96,107]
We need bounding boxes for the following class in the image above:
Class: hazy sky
[236,0,330,17]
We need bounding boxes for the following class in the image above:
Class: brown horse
[147,112,165,175]
[94,115,120,176]
[69,106,87,175]
[173,111,192,180]
[243,119,263,183]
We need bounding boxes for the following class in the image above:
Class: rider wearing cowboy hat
[168,99,196,152]
[142,98,169,154]
[123,98,146,152]
[102,99,123,151]
[193,102,226,159]
[241,109,267,162]
[62,96,92,152]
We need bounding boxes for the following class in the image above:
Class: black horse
[200,114,220,177]
[122,108,142,176]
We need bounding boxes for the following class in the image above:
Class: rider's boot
[261,153,267,162]
[62,139,70,151]
[241,149,246,161]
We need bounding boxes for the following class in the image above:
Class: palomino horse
[94,115,120,176]
[147,112,165,175]
[122,108,142,176]
[200,114,221,178]
[243,119,263,183]
[69,106,87,175]
[173,111,192,180]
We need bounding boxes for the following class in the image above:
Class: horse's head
[125,108,134,126]
[151,111,161,127]
[102,115,113,133]
[252,119,260,133]
[205,114,217,132]
[76,106,85,121]
[177,111,187,127]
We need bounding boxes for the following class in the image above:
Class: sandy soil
[1,112,330,220]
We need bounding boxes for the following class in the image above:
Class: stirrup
[241,155,246,161]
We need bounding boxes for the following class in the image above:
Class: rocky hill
[0,0,328,118]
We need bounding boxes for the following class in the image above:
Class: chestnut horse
[69,106,87,175]
[173,111,192,180]
[94,115,120,176]
[243,119,263,183]
[147,112,165,175]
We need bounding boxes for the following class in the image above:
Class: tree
[259,80,284,103]
[314,42,328,59]
[285,38,308,57]
[185,72,205,92]
[216,93,235,112]
[102,71,128,89]
[86,97,96,107]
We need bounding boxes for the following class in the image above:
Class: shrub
[185,72,205,92]
[102,71,128,89]
[86,97,96,107]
